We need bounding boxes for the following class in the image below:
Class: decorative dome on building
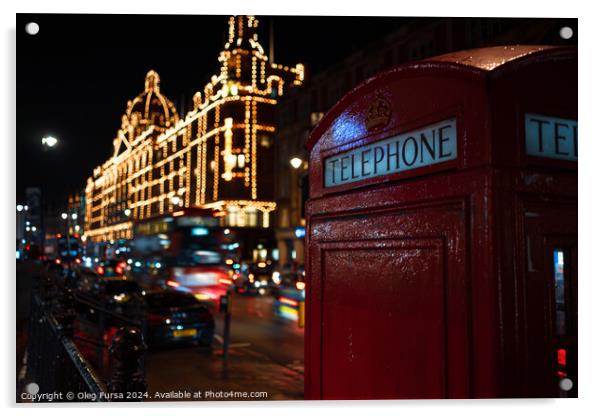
[121,70,179,136]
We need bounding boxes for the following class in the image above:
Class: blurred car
[233,260,274,295]
[144,290,215,347]
[272,266,305,322]
[75,259,130,294]
[89,279,144,310]
[93,259,127,277]
[75,268,142,306]
[270,269,305,298]
[273,283,305,322]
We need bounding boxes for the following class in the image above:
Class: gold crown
[366,93,392,131]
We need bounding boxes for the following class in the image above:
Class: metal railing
[72,291,146,371]
[22,268,147,402]
[25,293,108,402]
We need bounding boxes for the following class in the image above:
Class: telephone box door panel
[308,201,471,399]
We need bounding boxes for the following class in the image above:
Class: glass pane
[554,249,567,336]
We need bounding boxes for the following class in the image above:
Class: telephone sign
[525,113,577,161]
[324,118,457,187]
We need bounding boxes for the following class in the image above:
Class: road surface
[144,293,304,400]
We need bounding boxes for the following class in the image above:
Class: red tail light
[166,280,180,288]
[279,297,299,307]
[557,348,567,367]
[116,265,124,275]
[96,265,105,275]
[75,258,81,264]
[54,258,61,265]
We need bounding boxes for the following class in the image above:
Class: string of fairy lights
[84,15,304,243]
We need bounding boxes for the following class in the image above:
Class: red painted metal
[305,46,577,399]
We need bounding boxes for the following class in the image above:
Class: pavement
[145,342,303,401]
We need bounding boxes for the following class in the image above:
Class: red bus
[127,208,233,307]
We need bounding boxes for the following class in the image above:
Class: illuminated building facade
[85,15,304,243]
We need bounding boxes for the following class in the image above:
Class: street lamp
[60,212,72,265]
[290,157,303,169]
[288,156,308,266]
[124,208,132,217]
[71,213,77,220]
[16,204,24,212]
[171,196,182,207]
[41,136,58,149]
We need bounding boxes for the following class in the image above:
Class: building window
[246,208,258,227]
[260,135,272,148]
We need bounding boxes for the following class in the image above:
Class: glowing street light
[71,213,78,220]
[61,212,68,220]
[124,208,132,217]
[41,136,58,148]
[16,204,24,212]
[290,157,303,169]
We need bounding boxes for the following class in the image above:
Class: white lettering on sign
[324,118,457,188]
[525,113,577,161]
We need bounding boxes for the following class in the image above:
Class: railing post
[107,327,147,401]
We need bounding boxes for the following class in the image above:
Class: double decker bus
[128,208,233,306]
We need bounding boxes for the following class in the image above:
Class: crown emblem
[366,92,392,131]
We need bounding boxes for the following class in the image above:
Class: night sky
[16,13,411,208]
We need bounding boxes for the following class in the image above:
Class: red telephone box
[305,46,577,399]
